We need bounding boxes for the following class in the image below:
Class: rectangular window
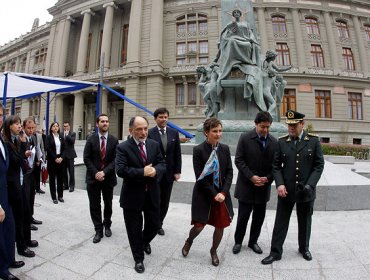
[120,25,129,65]
[276,43,291,66]
[337,21,349,39]
[177,23,185,33]
[199,21,207,32]
[188,57,197,64]
[365,25,370,42]
[20,58,26,73]
[177,43,186,55]
[272,16,287,33]
[176,84,185,105]
[342,48,355,70]
[315,90,332,118]
[320,137,330,143]
[188,22,196,33]
[188,42,197,53]
[176,58,186,65]
[310,45,325,67]
[199,41,208,54]
[348,92,362,120]
[188,83,197,105]
[305,18,320,35]
[353,138,362,145]
[281,89,296,117]
[199,57,208,64]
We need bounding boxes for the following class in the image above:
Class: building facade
[1,0,369,143]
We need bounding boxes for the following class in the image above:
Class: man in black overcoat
[148,108,181,235]
[83,114,118,244]
[233,111,278,255]
[116,116,166,274]
[262,110,324,264]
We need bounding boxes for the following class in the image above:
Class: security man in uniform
[261,110,324,264]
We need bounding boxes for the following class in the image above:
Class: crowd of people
[0,104,324,278]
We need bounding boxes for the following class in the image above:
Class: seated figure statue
[214,9,262,108]
[197,63,221,118]
[262,50,292,118]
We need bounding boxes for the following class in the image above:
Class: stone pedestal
[196,120,287,146]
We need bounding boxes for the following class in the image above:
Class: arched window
[305,17,320,35]
[271,15,287,33]
[336,20,349,39]
[176,13,208,65]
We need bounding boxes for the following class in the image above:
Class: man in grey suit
[62,121,77,192]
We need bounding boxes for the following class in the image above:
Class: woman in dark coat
[46,122,65,204]
[182,118,234,266]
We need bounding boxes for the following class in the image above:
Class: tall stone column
[58,16,73,76]
[25,51,31,73]
[127,0,143,64]
[55,95,64,123]
[184,81,188,106]
[15,57,20,72]
[353,16,369,75]
[101,2,117,70]
[73,93,85,132]
[323,11,339,73]
[101,90,108,114]
[149,0,164,63]
[76,9,94,74]
[291,9,306,70]
[257,7,268,54]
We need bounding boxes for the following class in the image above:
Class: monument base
[195,120,288,146]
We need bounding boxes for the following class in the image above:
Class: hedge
[321,143,370,158]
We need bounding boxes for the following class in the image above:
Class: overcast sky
[0,0,55,46]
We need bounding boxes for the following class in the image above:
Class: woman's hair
[203,118,222,134]
[49,122,60,134]
[2,115,21,150]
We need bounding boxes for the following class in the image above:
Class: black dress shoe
[36,189,45,194]
[105,228,112,237]
[27,240,39,248]
[144,244,151,255]
[30,224,38,231]
[248,243,263,254]
[157,228,165,236]
[32,218,42,225]
[18,248,35,258]
[134,261,145,273]
[93,231,103,243]
[232,243,242,254]
[2,273,20,280]
[53,200,58,204]
[58,197,64,203]
[261,254,281,265]
[299,250,312,261]
[10,260,25,268]
[69,186,74,192]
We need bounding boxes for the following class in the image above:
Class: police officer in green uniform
[261,110,324,264]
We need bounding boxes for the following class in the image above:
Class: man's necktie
[159,128,167,153]
[100,136,106,170]
[260,137,267,149]
[138,142,147,164]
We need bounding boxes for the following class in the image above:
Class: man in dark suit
[262,110,324,264]
[148,108,182,236]
[0,105,23,280]
[62,121,77,192]
[116,116,166,274]
[233,111,278,255]
[83,114,118,244]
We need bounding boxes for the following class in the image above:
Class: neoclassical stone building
[1,0,369,143]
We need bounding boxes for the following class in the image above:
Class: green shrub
[321,143,370,157]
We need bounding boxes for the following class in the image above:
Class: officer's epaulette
[279,134,289,139]
[307,133,319,137]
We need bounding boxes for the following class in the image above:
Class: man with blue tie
[233,111,278,255]
[148,108,182,236]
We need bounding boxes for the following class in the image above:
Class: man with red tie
[116,116,166,273]
[83,114,118,244]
